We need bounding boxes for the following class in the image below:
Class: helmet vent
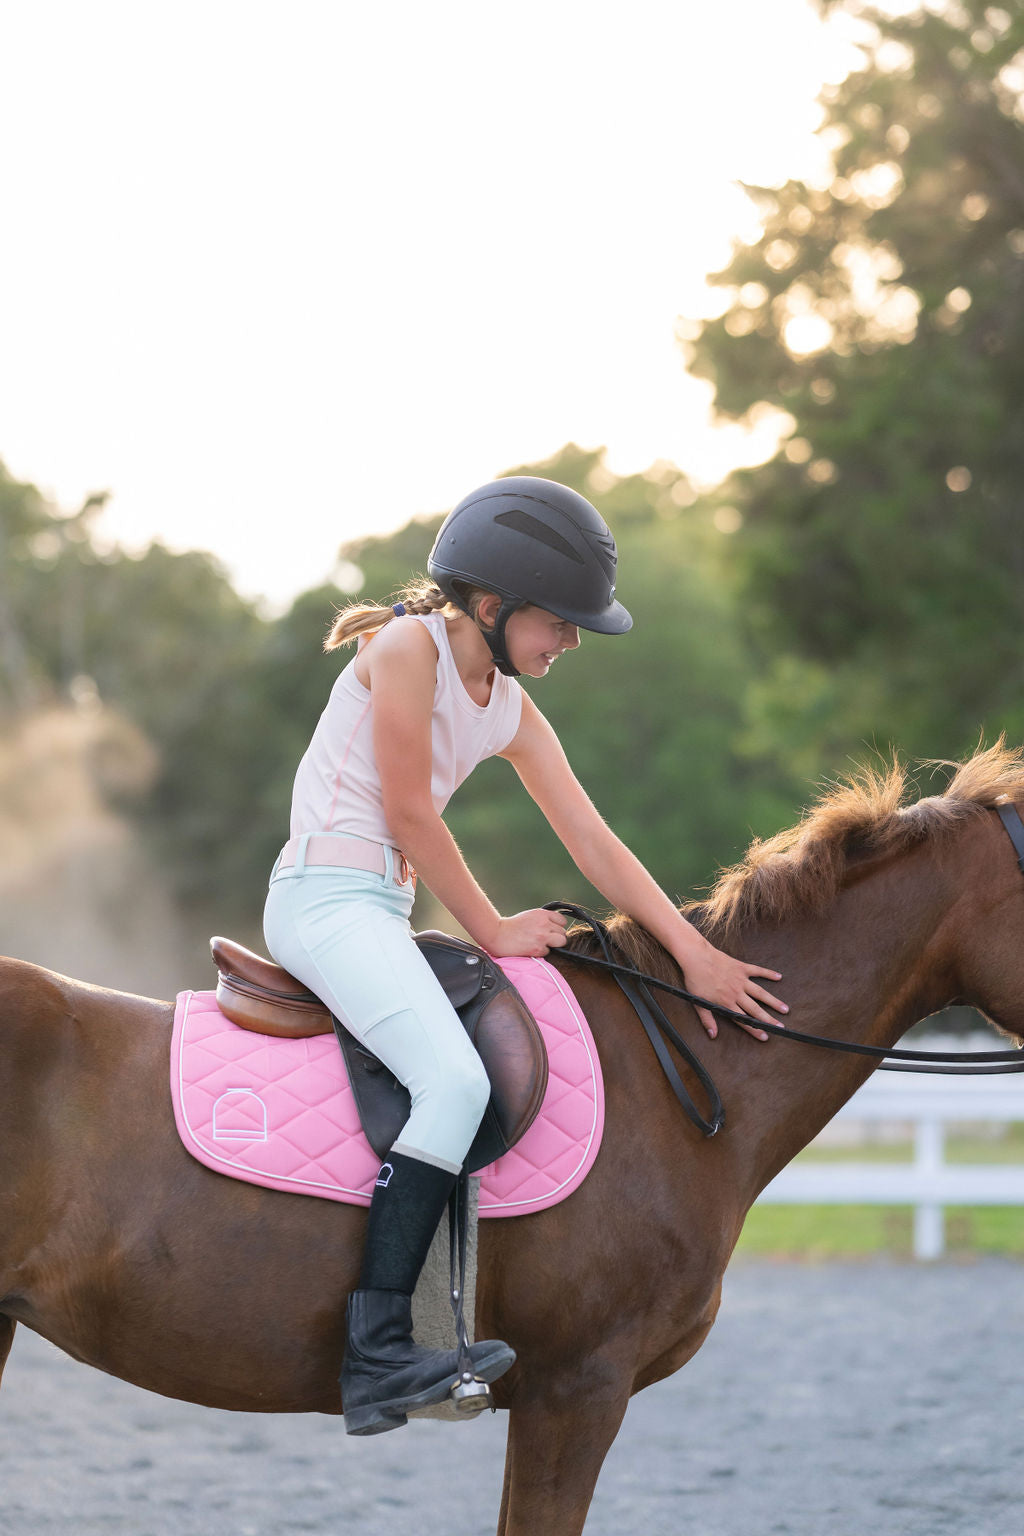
[494,509,584,564]
[584,528,618,569]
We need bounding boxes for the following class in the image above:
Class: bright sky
[1,0,861,609]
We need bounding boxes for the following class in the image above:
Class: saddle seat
[212,936,335,1035]
[209,934,548,1169]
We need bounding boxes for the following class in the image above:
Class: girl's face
[504,604,581,679]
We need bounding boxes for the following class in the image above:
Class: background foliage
[687,0,1024,765]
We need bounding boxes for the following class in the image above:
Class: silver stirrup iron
[450,1372,493,1415]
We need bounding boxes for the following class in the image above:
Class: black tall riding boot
[340,1151,515,1436]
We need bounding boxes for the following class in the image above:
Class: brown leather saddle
[210,934,548,1173]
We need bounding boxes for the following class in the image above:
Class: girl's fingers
[688,956,788,1043]
[740,1001,776,1028]
[700,1006,768,1042]
[747,983,788,1015]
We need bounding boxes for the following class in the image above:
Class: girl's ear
[475,592,502,631]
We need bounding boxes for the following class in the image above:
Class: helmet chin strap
[449,586,522,677]
[475,597,522,679]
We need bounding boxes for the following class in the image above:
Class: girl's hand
[678,941,788,1043]
[488,909,569,958]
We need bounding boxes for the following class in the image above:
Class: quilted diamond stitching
[170,955,604,1217]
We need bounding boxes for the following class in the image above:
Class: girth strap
[545,902,725,1137]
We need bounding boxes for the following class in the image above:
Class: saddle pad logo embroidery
[170,955,604,1218]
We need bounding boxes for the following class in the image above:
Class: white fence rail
[755,1071,1024,1258]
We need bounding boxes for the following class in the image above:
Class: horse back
[0,954,173,1175]
[0,952,171,1051]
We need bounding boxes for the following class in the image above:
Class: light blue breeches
[263,850,490,1175]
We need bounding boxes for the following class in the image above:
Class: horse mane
[564,738,1024,981]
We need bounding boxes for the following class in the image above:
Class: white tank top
[288,610,523,845]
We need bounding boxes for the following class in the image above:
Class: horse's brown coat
[3,745,1024,1535]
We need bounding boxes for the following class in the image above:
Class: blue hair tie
[392,602,406,617]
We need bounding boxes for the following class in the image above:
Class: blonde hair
[325,577,491,651]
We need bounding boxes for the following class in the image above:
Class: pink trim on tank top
[322,618,439,833]
[325,697,372,831]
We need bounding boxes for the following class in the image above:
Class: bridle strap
[996,797,1024,875]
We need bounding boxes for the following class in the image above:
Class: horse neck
[720,837,963,1188]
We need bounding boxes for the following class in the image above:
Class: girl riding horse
[262,475,789,1434]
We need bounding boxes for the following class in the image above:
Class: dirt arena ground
[2,1257,1022,1536]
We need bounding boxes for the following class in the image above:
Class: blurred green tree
[0,464,107,713]
[0,462,281,942]
[686,0,1024,762]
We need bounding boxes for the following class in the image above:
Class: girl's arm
[500,693,787,1039]
[363,620,567,958]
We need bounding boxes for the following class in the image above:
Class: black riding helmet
[427,476,633,677]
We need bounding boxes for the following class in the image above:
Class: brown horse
[3,741,1024,1535]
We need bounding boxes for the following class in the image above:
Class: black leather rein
[545,901,728,1137]
[544,809,1024,1135]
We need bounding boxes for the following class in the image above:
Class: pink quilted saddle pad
[170,955,604,1218]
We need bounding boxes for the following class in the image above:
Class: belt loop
[381,843,394,886]
[294,833,311,876]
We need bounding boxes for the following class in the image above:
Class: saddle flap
[468,988,550,1155]
[335,961,548,1171]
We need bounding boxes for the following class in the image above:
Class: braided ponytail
[325,577,461,651]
